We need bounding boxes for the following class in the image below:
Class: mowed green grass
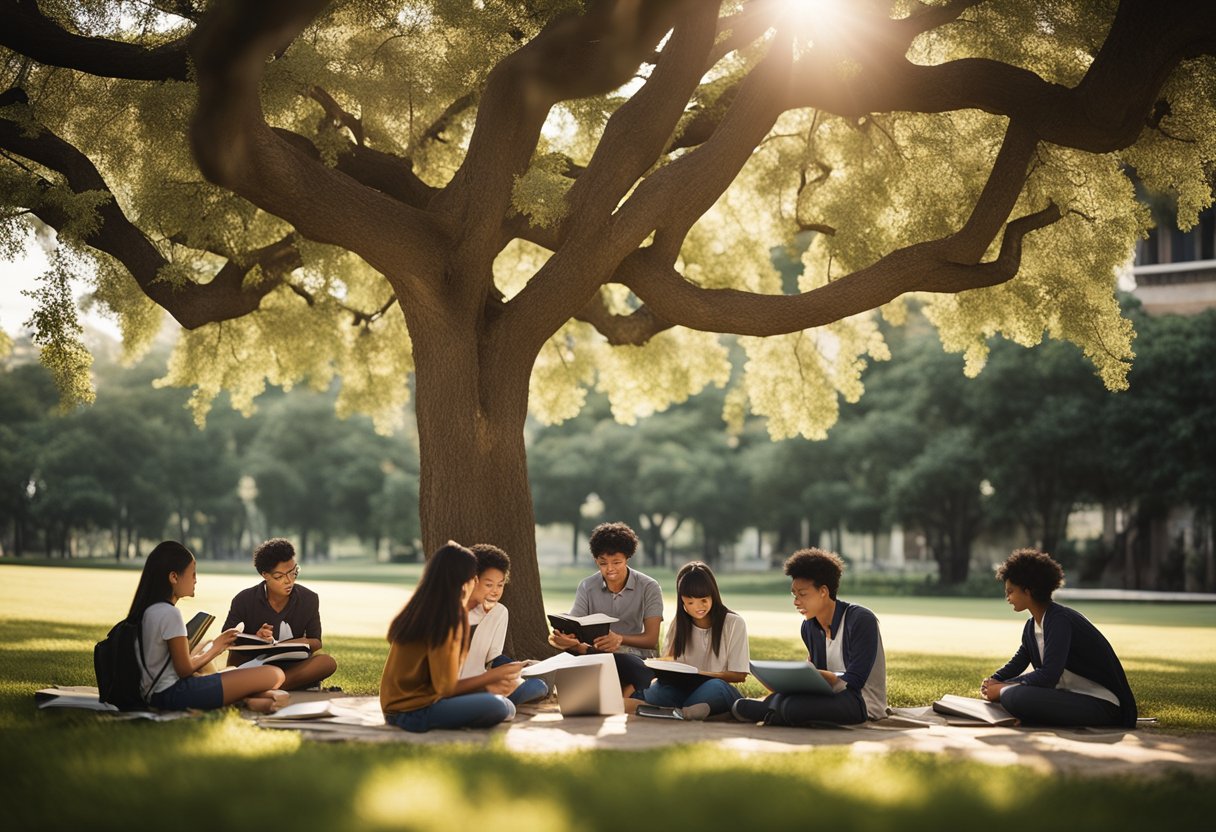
[1,562,1214,831]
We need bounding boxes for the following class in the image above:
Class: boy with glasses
[222,538,338,690]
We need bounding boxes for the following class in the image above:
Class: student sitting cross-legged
[980,548,1137,728]
[460,543,548,707]
[381,541,519,733]
[732,548,887,726]
[548,521,663,700]
[222,537,337,691]
[638,561,748,720]
[132,541,288,713]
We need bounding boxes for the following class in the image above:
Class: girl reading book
[130,540,288,712]
[380,541,520,732]
[639,561,749,720]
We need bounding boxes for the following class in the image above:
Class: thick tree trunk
[412,323,554,659]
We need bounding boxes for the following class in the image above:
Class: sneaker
[730,698,770,723]
[679,703,712,721]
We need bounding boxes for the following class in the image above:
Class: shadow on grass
[2,619,1216,830]
[4,709,1216,832]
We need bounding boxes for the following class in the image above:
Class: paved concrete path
[253,693,1216,778]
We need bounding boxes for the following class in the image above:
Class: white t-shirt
[825,606,888,719]
[139,602,186,699]
[460,603,509,679]
[1033,620,1120,706]
[662,611,749,674]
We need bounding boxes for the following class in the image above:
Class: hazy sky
[1,232,122,340]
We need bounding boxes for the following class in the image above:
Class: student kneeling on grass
[980,548,1137,728]
[222,537,337,691]
[381,541,520,733]
[548,521,663,700]
[732,548,887,726]
[460,544,548,706]
[132,541,288,713]
[636,561,748,720]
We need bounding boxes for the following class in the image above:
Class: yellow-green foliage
[4,1,1215,442]
[511,153,573,230]
[21,251,95,408]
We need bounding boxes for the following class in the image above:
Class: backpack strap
[134,617,175,707]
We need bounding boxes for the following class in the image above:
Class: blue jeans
[999,684,1123,727]
[643,678,741,715]
[385,693,515,733]
[490,655,549,705]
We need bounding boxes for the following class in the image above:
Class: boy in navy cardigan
[732,548,887,725]
[981,548,1137,728]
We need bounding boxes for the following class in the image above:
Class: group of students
[124,521,1138,733]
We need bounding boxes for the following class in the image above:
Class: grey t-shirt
[570,567,664,658]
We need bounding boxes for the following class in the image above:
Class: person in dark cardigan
[732,548,887,726]
[981,548,1137,728]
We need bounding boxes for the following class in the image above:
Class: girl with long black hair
[641,561,750,720]
[380,541,520,732]
[130,540,287,711]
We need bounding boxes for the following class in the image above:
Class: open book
[547,613,618,645]
[749,660,835,695]
[185,612,215,653]
[259,700,337,720]
[228,630,312,666]
[932,694,1018,726]
[644,659,716,691]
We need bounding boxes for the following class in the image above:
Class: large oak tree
[2,0,1214,652]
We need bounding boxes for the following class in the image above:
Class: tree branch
[0,88,292,329]
[785,0,1216,153]
[270,127,438,209]
[308,85,365,145]
[0,0,192,81]
[564,1,719,230]
[189,0,451,294]
[430,0,688,260]
[408,91,477,157]
[613,201,1060,339]
[573,290,673,346]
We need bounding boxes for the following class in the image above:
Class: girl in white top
[639,561,749,720]
[131,541,289,712]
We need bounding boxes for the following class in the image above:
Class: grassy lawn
[2,561,1214,831]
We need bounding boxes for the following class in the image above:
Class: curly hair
[783,548,845,599]
[471,543,510,577]
[589,522,639,559]
[995,548,1064,602]
[254,538,296,575]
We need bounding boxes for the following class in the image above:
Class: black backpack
[94,618,170,710]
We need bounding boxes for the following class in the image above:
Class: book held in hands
[228,639,312,665]
[185,612,215,653]
[643,659,716,692]
[547,613,618,645]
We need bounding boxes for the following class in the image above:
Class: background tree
[3,0,1215,651]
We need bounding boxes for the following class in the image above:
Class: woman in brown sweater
[380,541,522,732]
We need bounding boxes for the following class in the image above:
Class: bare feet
[245,689,290,713]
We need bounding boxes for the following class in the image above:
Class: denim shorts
[150,674,225,710]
